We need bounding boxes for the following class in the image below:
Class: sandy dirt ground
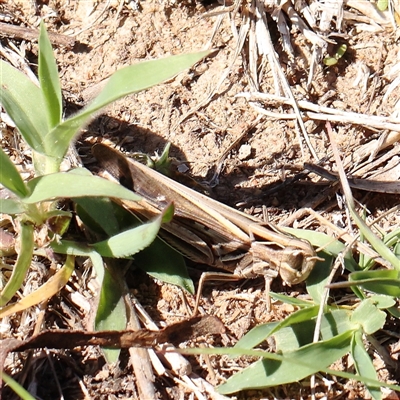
[1,0,400,398]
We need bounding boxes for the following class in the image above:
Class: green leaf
[217,330,353,394]
[154,142,173,175]
[23,170,141,203]
[367,294,396,309]
[351,330,382,400]
[269,306,320,340]
[234,322,280,350]
[51,239,93,256]
[0,60,48,152]
[269,292,314,307]
[95,266,127,363]
[383,227,400,248]
[306,252,334,304]
[346,202,400,272]
[0,147,29,198]
[274,309,355,353]
[387,306,400,319]
[0,199,25,214]
[135,235,194,294]
[43,50,210,160]
[75,197,123,237]
[0,222,34,306]
[273,318,316,352]
[351,298,386,335]
[92,213,163,258]
[76,198,193,293]
[349,270,400,297]
[38,22,62,129]
[235,308,355,354]
[319,309,356,340]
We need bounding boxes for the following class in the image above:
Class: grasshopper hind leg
[192,271,274,316]
[192,272,244,316]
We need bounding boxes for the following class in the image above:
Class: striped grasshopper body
[92,144,318,301]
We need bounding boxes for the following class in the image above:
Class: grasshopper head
[278,246,319,285]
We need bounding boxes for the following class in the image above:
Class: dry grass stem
[238,91,400,132]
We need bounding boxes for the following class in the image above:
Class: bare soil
[1,0,400,399]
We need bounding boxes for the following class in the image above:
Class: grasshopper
[92,143,319,312]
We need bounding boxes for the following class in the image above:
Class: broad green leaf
[76,198,193,293]
[43,50,210,160]
[0,147,29,198]
[92,213,163,258]
[306,252,333,304]
[0,60,48,152]
[51,240,94,256]
[217,330,353,394]
[234,322,280,350]
[319,309,356,340]
[181,346,400,393]
[0,222,34,306]
[0,255,74,318]
[135,235,194,294]
[52,236,127,362]
[236,308,354,354]
[23,170,141,203]
[95,266,126,363]
[387,306,400,318]
[0,199,25,215]
[351,330,382,400]
[367,294,396,309]
[52,233,192,293]
[349,270,400,297]
[269,306,320,339]
[274,309,354,352]
[274,318,315,352]
[75,197,123,237]
[351,298,386,334]
[38,22,62,129]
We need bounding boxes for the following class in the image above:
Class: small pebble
[238,144,252,160]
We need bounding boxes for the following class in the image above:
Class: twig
[237,91,400,132]
[0,22,75,48]
[125,293,156,399]
[304,163,400,194]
